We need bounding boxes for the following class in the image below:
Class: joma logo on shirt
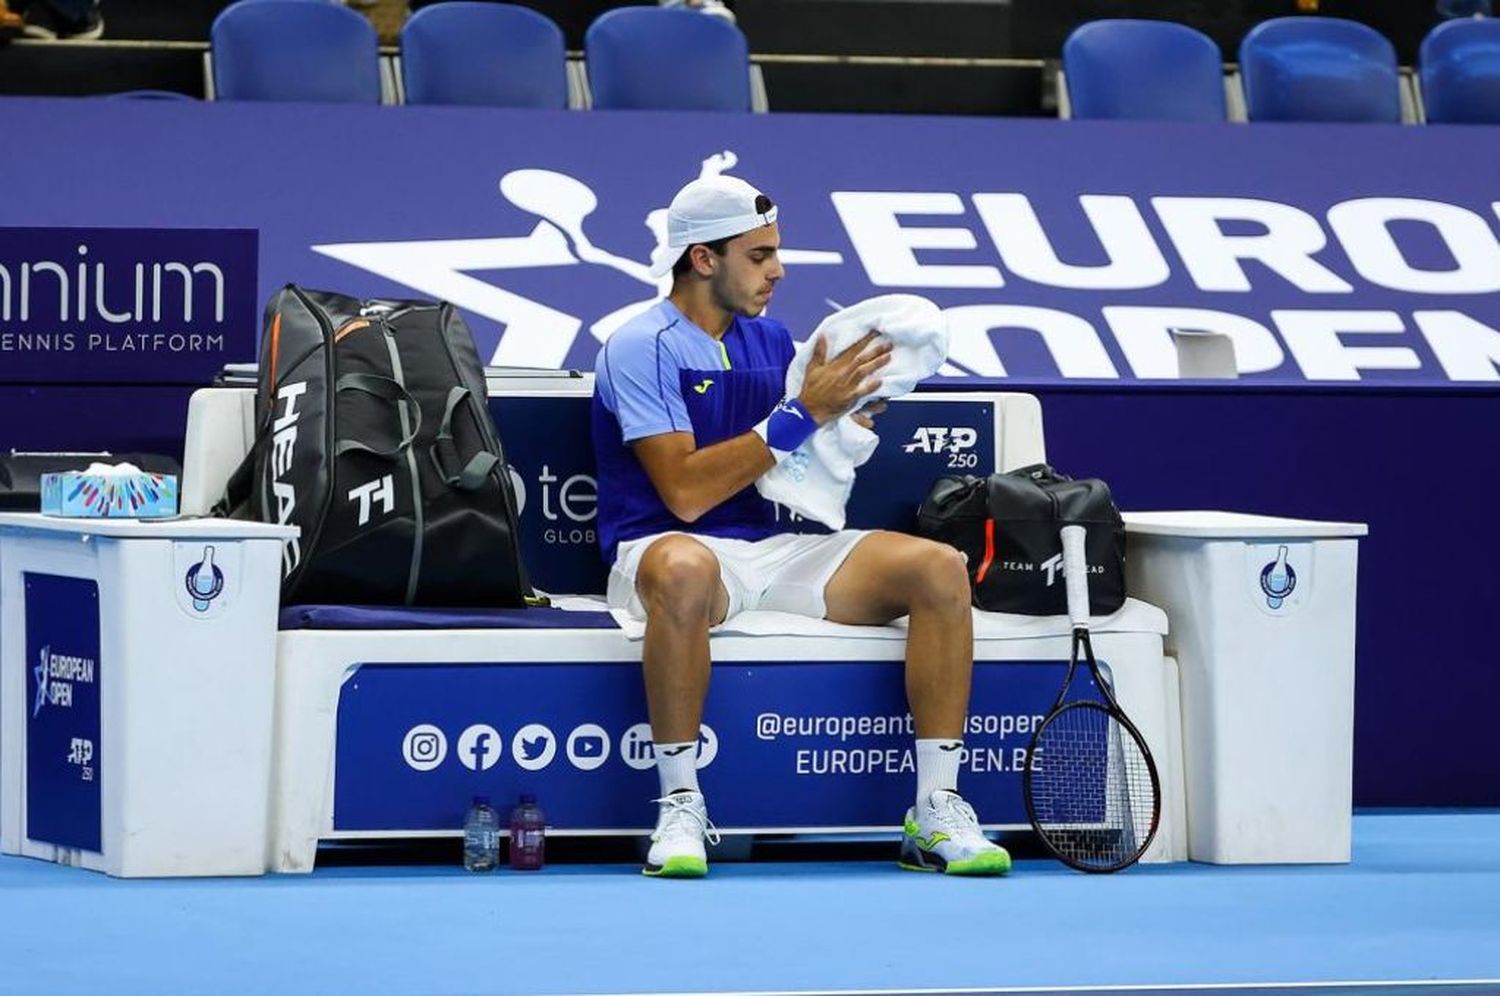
[693,379,714,394]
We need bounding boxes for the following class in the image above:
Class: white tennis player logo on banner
[312,150,842,369]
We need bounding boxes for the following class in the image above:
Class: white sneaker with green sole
[643,790,718,878]
[900,789,1012,876]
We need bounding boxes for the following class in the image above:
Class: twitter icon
[512,723,556,771]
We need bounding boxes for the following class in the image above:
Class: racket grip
[1060,524,1090,629]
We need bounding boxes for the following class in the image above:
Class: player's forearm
[662,431,776,523]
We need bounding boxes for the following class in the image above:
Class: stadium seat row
[1063,16,1500,125]
[210,0,760,111]
[208,1,1500,124]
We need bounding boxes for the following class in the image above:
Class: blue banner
[24,573,102,853]
[5,98,1500,387]
[495,394,995,593]
[0,226,258,384]
[333,659,1069,832]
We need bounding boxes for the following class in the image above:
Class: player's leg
[823,532,1010,876]
[823,531,972,735]
[636,533,731,742]
[633,534,731,877]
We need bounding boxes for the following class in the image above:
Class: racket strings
[1027,704,1158,871]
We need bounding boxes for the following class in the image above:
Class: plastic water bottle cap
[519,792,536,805]
[474,795,491,806]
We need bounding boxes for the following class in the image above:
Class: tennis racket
[1022,524,1161,873]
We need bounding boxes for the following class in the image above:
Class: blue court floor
[2,812,1498,996]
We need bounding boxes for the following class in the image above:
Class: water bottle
[509,793,545,871]
[463,796,500,872]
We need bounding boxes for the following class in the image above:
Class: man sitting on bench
[592,174,1011,879]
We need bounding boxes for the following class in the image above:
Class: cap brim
[648,242,685,279]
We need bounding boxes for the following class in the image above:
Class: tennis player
[592,174,1010,879]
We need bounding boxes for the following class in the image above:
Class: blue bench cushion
[279,604,619,631]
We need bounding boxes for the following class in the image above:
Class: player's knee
[910,542,971,612]
[638,540,719,620]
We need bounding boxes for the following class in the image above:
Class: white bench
[177,381,1189,873]
[0,382,1365,877]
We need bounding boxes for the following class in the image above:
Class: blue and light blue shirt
[592,299,795,563]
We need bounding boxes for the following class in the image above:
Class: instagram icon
[402,724,448,771]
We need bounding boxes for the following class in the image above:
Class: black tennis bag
[220,286,533,607]
[916,464,1125,616]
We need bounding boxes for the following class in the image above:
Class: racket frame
[1021,524,1163,873]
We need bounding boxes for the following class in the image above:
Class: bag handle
[334,373,421,460]
[1007,463,1067,484]
[429,386,499,491]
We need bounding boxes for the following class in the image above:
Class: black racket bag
[916,464,1125,616]
[220,285,533,607]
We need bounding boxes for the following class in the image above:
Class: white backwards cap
[647,175,778,279]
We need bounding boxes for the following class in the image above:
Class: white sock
[915,738,963,809]
[654,740,700,796]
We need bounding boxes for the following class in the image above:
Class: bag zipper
[975,518,996,583]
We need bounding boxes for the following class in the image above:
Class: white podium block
[0,514,294,877]
[1123,511,1367,865]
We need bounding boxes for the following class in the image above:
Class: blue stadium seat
[584,7,750,112]
[1421,18,1500,124]
[401,3,567,108]
[1063,20,1226,122]
[212,0,380,103]
[1239,17,1400,123]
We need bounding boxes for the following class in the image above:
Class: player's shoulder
[598,303,685,367]
[611,302,682,348]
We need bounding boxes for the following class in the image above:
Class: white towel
[755,294,949,529]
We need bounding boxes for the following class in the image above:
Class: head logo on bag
[270,380,307,575]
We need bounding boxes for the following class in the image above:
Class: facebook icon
[457,724,502,771]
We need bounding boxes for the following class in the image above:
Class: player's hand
[851,400,887,430]
[797,330,892,426]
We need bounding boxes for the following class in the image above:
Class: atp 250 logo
[903,426,979,468]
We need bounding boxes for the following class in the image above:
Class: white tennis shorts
[607,530,871,623]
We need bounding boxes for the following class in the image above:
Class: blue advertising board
[0,226,258,384]
[24,573,102,853]
[332,659,1072,832]
[4,98,1500,388]
[495,394,995,594]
